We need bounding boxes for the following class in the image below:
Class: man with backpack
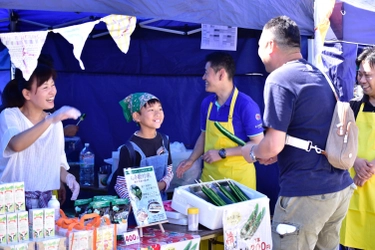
[241,16,355,250]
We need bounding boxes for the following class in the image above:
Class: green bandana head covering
[119,92,159,122]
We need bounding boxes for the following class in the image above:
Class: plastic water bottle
[48,195,60,221]
[79,143,95,186]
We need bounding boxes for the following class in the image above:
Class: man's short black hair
[205,52,236,80]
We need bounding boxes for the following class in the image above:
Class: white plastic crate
[171,179,269,230]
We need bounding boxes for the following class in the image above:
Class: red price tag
[123,230,140,245]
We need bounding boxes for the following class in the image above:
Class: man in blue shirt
[176,52,263,189]
[242,16,354,250]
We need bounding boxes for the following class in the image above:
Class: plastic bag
[169,142,202,191]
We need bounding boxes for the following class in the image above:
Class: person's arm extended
[8,115,53,152]
[176,131,205,178]
[242,128,285,164]
[8,106,80,152]
[159,164,173,191]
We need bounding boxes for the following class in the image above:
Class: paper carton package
[0,184,5,215]
[171,179,270,230]
[0,241,35,250]
[34,236,66,250]
[43,208,55,237]
[4,183,14,213]
[13,182,25,212]
[17,211,29,242]
[58,230,93,250]
[0,214,6,244]
[6,212,18,244]
[29,209,44,239]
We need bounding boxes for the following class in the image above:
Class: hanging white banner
[0,31,48,81]
[102,15,137,54]
[53,20,100,70]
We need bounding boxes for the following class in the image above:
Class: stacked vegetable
[195,177,249,206]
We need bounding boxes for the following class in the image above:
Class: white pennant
[102,15,136,54]
[0,31,48,81]
[53,20,100,70]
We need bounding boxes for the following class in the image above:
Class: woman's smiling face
[26,76,57,110]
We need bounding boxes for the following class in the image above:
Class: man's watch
[250,145,257,162]
[218,148,226,159]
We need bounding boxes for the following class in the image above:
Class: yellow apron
[201,88,256,189]
[340,103,375,249]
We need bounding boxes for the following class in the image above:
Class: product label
[123,230,140,245]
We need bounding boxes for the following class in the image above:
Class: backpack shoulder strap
[119,141,137,167]
[159,133,169,147]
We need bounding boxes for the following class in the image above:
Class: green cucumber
[214,121,246,146]
[228,181,248,202]
[201,185,226,206]
[219,185,239,203]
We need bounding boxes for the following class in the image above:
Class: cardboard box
[34,236,65,250]
[171,179,269,230]
[0,241,34,250]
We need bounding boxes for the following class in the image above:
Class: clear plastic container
[79,143,95,186]
[187,207,199,231]
[47,195,60,220]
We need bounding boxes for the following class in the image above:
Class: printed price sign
[123,230,140,245]
[124,166,168,226]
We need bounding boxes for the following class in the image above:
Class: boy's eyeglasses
[357,71,373,81]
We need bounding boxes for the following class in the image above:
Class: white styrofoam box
[165,211,187,220]
[167,217,188,226]
[171,179,269,230]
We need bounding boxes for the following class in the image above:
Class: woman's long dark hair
[0,55,56,112]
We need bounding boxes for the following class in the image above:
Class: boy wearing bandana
[108,92,173,201]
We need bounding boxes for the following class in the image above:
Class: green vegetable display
[228,180,249,202]
[240,204,266,240]
[214,121,246,146]
[209,176,239,203]
[200,182,227,206]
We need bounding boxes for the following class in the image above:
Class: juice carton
[4,183,14,213]
[0,184,5,214]
[43,208,55,237]
[29,209,44,239]
[13,183,25,211]
[17,211,29,241]
[6,212,18,243]
[0,214,6,244]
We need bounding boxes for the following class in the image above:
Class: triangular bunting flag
[0,31,48,81]
[102,15,136,54]
[53,20,100,70]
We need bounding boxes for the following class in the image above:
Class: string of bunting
[0,14,137,81]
